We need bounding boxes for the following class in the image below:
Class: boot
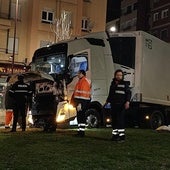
[74,131,85,137]
[79,131,85,137]
[111,134,119,141]
[118,135,125,143]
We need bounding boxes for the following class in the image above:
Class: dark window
[41,10,54,23]
[127,5,132,14]
[161,29,168,40]
[48,12,53,21]
[133,3,138,10]
[42,11,47,20]
[109,37,136,68]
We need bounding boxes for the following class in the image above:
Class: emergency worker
[9,75,32,132]
[71,70,91,137]
[4,76,14,129]
[106,69,131,142]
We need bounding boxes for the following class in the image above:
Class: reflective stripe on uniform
[117,84,125,88]
[14,90,30,93]
[78,128,85,131]
[115,90,125,94]
[78,123,86,127]
[75,90,91,94]
[118,129,125,136]
[74,96,91,100]
[112,129,118,135]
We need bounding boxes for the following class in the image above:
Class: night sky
[106,0,121,22]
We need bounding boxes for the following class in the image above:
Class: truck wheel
[150,110,164,129]
[85,109,100,128]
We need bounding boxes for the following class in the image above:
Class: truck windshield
[31,53,66,74]
[109,37,136,69]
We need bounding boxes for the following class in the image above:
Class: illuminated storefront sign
[0,66,25,74]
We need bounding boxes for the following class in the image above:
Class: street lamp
[11,0,19,74]
[110,26,116,32]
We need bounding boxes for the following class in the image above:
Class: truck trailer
[29,31,170,129]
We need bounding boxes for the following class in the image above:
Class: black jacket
[4,85,15,109]
[9,80,32,107]
[106,78,131,105]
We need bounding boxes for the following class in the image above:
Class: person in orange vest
[71,70,91,137]
[4,76,15,129]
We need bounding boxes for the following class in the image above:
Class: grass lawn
[0,127,170,170]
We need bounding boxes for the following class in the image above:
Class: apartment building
[119,0,150,32]
[150,0,170,42]
[0,0,107,65]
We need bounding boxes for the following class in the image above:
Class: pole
[11,0,18,74]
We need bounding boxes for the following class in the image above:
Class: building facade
[150,0,170,42]
[0,0,107,65]
[119,0,150,32]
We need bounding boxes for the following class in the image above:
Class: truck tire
[85,108,100,128]
[150,110,164,129]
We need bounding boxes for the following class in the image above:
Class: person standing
[71,70,91,137]
[9,74,32,132]
[106,69,131,142]
[4,76,14,129]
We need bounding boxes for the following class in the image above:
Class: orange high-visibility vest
[73,76,91,100]
[5,109,13,126]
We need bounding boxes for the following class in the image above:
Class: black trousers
[76,99,90,132]
[111,104,125,130]
[12,103,27,131]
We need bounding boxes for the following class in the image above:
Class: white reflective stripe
[119,133,125,136]
[9,90,14,93]
[118,129,125,132]
[78,123,86,127]
[14,90,29,93]
[78,128,85,131]
[6,109,13,112]
[112,129,118,135]
[112,129,118,132]
[18,85,27,88]
[75,90,91,94]
[115,90,125,94]
[112,132,118,135]
[74,96,91,100]
[117,84,125,88]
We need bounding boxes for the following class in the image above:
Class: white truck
[29,31,170,129]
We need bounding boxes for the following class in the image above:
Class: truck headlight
[56,112,65,122]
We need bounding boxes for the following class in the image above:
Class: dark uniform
[106,78,131,141]
[9,75,32,132]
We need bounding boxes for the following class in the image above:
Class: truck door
[67,51,89,99]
